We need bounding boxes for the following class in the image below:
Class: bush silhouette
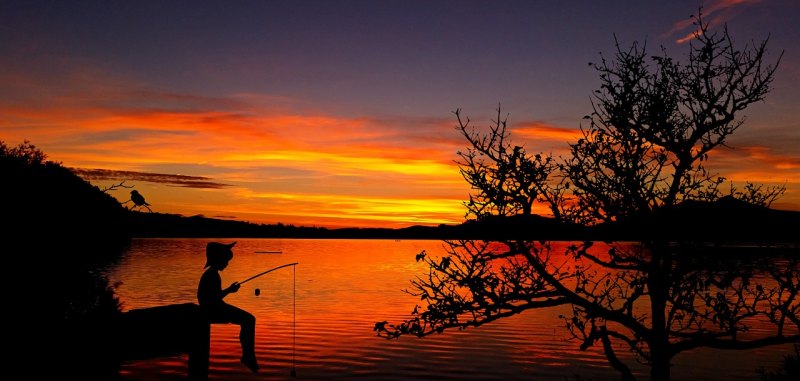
[2,140,128,378]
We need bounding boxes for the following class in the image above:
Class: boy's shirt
[198,268,224,308]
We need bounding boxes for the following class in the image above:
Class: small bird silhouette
[129,190,152,212]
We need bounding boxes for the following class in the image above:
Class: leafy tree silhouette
[375,14,798,381]
[2,140,128,378]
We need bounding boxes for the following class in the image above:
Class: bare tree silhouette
[100,180,133,194]
[376,14,798,381]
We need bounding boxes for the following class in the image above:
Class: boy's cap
[205,241,236,268]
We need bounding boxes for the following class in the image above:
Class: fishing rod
[239,262,299,285]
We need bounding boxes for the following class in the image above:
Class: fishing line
[237,262,299,377]
[291,264,297,377]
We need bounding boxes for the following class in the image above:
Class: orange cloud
[667,0,764,44]
[0,76,470,227]
[705,146,800,210]
[504,121,579,155]
[514,122,581,142]
[710,145,800,174]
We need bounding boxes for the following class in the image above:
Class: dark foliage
[2,140,130,257]
[1,140,127,378]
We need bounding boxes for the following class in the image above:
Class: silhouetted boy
[197,241,259,373]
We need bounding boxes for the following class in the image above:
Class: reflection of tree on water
[377,14,798,381]
[379,241,799,380]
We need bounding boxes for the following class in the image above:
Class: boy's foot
[241,356,259,373]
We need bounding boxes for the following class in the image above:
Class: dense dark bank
[129,211,585,240]
[129,199,800,244]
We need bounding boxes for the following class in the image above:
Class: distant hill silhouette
[129,198,799,243]
[130,212,329,238]
[596,196,800,243]
[127,211,582,240]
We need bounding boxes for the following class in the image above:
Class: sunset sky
[2,0,798,228]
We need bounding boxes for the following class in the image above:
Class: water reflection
[107,239,797,380]
[377,240,800,381]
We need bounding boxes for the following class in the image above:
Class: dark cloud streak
[71,168,230,189]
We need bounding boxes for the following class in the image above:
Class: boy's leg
[219,304,258,372]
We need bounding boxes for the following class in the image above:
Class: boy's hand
[228,282,241,293]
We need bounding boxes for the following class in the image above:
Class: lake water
[105,238,795,380]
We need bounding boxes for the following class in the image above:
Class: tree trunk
[648,244,671,381]
[650,345,671,381]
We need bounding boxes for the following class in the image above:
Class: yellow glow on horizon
[223,150,455,177]
[240,190,464,223]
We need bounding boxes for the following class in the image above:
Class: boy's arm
[222,281,241,298]
[199,270,237,304]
